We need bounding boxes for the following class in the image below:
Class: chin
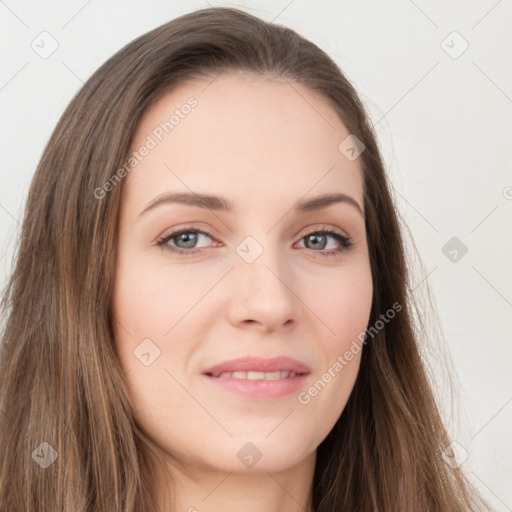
[207,432,317,474]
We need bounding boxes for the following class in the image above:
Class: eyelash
[156,226,353,258]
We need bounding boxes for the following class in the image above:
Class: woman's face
[112,71,373,475]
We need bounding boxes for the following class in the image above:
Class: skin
[112,71,373,512]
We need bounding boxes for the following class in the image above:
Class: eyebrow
[138,191,364,217]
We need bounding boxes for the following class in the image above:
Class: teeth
[247,371,264,380]
[215,371,298,380]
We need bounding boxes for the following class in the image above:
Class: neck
[154,451,316,512]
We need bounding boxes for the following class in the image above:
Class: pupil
[308,234,326,249]
[179,232,197,248]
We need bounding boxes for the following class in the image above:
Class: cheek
[317,264,373,347]
[111,253,222,398]
[299,264,372,414]
[112,252,209,343]
[111,254,172,380]
[111,262,200,433]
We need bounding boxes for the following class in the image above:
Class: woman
[0,6,490,511]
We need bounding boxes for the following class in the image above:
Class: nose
[227,244,299,333]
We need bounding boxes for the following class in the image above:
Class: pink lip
[202,356,310,376]
[202,356,310,400]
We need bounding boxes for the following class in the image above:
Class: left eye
[296,230,354,257]
[156,228,353,256]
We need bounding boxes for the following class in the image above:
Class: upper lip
[202,356,310,376]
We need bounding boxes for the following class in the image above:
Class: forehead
[123,71,364,215]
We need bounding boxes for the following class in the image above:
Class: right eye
[156,228,218,254]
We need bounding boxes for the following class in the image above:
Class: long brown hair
[0,7,490,511]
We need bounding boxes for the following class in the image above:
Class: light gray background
[1,1,511,509]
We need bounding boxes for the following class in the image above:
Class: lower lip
[202,373,309,399]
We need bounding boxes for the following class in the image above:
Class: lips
[202,356,310,399]
[202,356,310,377]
